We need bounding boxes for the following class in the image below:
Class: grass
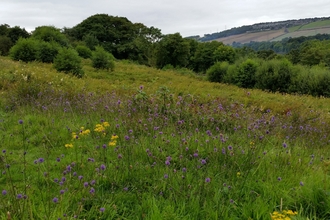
[1,56,330,219]
[299,20,330,30]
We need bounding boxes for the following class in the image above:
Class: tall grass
[1,56,330,219]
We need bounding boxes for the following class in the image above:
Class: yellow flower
[102,122,110,127]
[111,135,119,140]
[80,129,90,136]
[72,132,79,139]
[109,141,117,146]
[237,172,241,177]
[65,143,73,148]
[94,124,105,133]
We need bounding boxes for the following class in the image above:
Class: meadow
[1,56,330,219]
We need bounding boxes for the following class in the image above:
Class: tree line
[1,14,330,97]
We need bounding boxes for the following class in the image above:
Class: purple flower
[61,177,66,182]
[125,135,130,141]
[73,172,77,176]
[123,187,128,191]
[17,194,23,199]
[100,207,105,212]
[205,177,211,183]
[165,160,170,166]
[83,182,89,188]
[164,174,169,179]
[300,181,304,186]
[222,148,226,155]
[18,120,23,124]
[277,177,282,181]
[56,157,60,162]
[60,190,65,194]
[53,197,59,203]
[118,154,123,159]
[283,143,287,148]
[182,167,187,172]
[228,145,233,151]
[90,180,96,185]
[193,153,198,158]
[230,199,234,204]
[54,178,59,183]
[201,159,207,165]
[38,158,44,163]
[66,165,71,172]
[2,150,6,154]
[78,175,83,180]
[89,187,95,194]
[2,190,7,195]
[100,164,106,170]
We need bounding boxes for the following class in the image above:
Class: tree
[0,36,12,55]
[7,26,30,44]
[213,44,236,63]
[37,41,60,63]
[32,26,69,47]
[76,45,92,59]
[155,33,190,68]
[235,59,258,88]
[207,62,229,83]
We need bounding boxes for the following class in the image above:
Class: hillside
[199,17,330,45]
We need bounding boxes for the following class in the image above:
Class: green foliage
[76,45,92,59]
[37,41,61,63]
[213,44,236,63]
[190,41,223,73]
[82,34,99,50]
[7,26,30,43]
[0,35,12,56]
[91,46,115,70]
[9,38,39,62]
[235,59,258,88]
[32,26,69,47]
[155,33,190,68]
[53,48,84,77]
[255,59,294,93]
[207,61,229,83]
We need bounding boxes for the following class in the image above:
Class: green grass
[299,20,330,30]
[1,56,330,219]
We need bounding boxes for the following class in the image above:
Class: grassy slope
[1,57,330,219]
[1,56,330,119]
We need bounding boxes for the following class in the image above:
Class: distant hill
[189,17,330,45]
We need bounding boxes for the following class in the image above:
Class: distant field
[271,26,330,41]
[214,19,330,44]
[215,29,285,44]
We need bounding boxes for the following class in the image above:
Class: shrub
[207,62,229,83]
[53,48,84,77]
[91,46,115,70]
[0,36,13,56]
[37,41,60,63]
[76,45,92,59]
[235,59,258,88]
[255,59,294,93]
[9,38,39,62]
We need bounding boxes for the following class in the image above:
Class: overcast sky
[1,0,329,37]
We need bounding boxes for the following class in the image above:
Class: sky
[1,0,329,37]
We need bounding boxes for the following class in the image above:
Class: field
[215,19,330,44]
[1,56,330,219]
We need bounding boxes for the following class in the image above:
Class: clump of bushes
[76,45,92,59]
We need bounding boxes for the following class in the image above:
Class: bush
[255,59,294,93]
[207,62,229,83]
[9,38,39,62]
[76,45,92,59]
[37,41,60,63]
[53,48,84,77]
[235,59,258,88]
[0,36,13,56]
[91,46,115,70]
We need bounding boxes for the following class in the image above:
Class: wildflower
[100,207,105,212]
[89,187,95,194]
[100,164,106,170]
[277,177,282,181]
[53,197,59,203]
[228,145,233,151]
[90,180,96,185]
[78,175,83,180]
[2,149,5,154]
[201,159,207,165]
[2,190,7,195]
[18,120,23,124]
[102,122,110,127]
[164,174,169,179]
[65,143,73,148]
[38,158,44,163]
[83,182,89,188]
[300,181,304,186]
[283,142,287,148]
[182,167,187,172]
[17,194,23,199]
[165,160,170,166]
[60,190,65,195]
[205,177,211,183]
[54,178,59,183]
[117,154,122,159]
[237,172,241,177]
[109,141,116,146]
